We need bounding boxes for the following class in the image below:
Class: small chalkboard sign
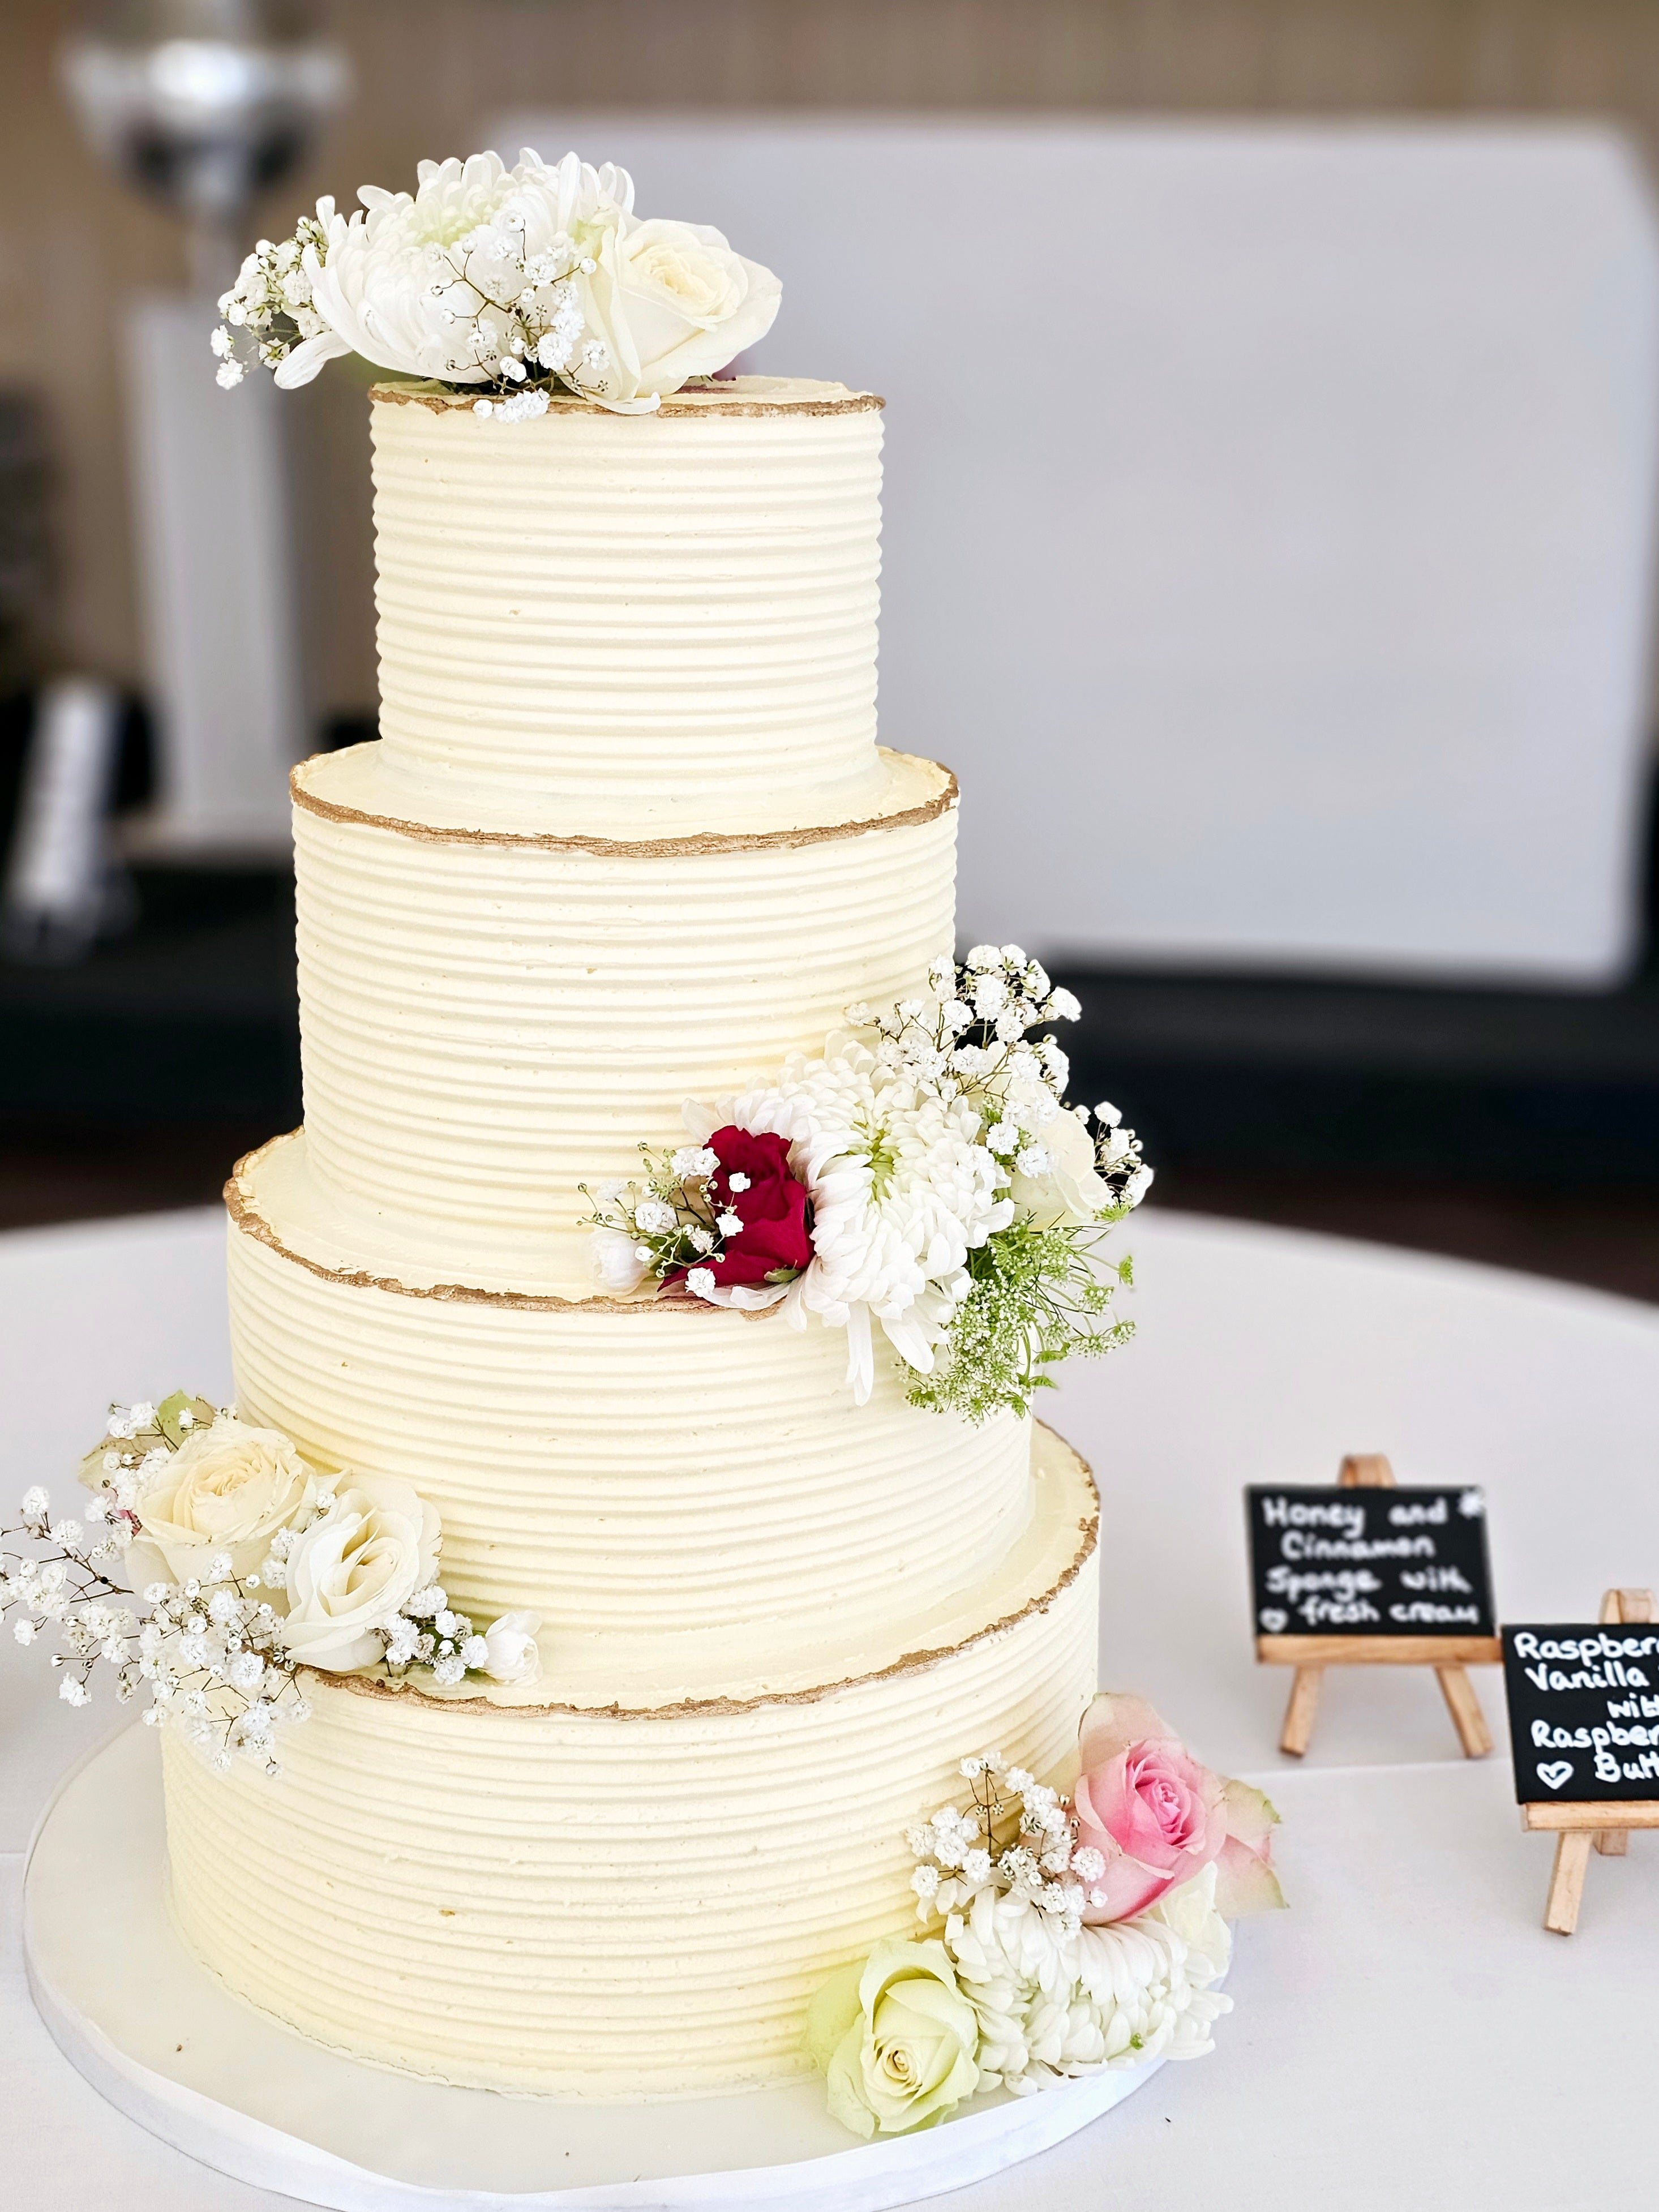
[1247,1483,1496,1640]
[1503,1589,1659,1935]
[1504,1621,1659,1803]
[1247,1454,1502,1759]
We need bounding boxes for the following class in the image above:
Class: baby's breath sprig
[1,1476,311,1774]
[381,1581,495,1688]
[211,217,329,386]
[214,204,610,417]
[580,1142,732,1287]
[906,1751,1113,1937]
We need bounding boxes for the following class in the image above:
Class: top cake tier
[369,376,889,837]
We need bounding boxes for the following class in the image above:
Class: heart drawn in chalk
[1536,1761,1574,1791]
[1258,1609,1288,1635]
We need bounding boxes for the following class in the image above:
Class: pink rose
[1072,1692,1285,1924]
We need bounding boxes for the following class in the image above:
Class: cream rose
[805,1937,980,2139]
[580,216,781,406]
[280,1476,441,1672]
[130,1417,337,1585]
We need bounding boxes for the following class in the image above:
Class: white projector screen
[495,116,1659,984]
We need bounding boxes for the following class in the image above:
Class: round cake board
[25,1727,1167,2211]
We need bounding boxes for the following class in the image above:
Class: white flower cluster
[948,1876,1232,2095]
[588,944,1152,1414]
[1,1394,543,1776]
[902,1751,1231,2098]
[867,946,1151,1218]
[214,149,780,417]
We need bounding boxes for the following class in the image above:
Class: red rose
[672,1126,812,1289]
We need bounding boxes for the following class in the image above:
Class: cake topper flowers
[0,1393,540,1775]
[805,1696,1283,2136]
[212,148,781,418]
[583,945,1152,1417]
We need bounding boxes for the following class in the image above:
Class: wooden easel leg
[1544,1832,1592,1935]
[1434,1664,1492,1758]
[1591,1589,1654,1851]
[1279,1665,1324,1757]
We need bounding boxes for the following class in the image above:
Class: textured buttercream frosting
[162,1436,1098,2097]
[291,744,957,1246]
[228,1131,1035,1652]
[370,377,889,833]
[165,362,1112,2104]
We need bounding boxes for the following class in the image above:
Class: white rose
[280,1476,441,1672]
[481,1610,543,1684]
[1008,1103,1112,1227]
[578,216,781,406]
[130,1417,337,1585]
[590,1226,649,1294]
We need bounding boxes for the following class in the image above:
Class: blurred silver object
[2,678,134,964]
[62,0,349,295]
[59,0,348,858]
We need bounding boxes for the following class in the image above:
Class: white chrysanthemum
[685,1036,1012,1402]
[273,149,632,392]
[944,1877,1232,2097]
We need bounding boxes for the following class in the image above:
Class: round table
[3,1204,1657,2210]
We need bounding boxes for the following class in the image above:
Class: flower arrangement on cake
[806,1695,1284,2137]
[1,1392,538,1772]
[212,148,780,417]
[584,944,1152,1415]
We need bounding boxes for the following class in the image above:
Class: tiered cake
[164,378,1100,2098]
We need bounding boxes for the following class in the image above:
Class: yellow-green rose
[804,1937,980,2139]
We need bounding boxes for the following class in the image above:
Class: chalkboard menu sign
[1246,1484,1497,1640]
[1503,1623,1659,1803]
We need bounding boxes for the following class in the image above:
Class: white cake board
[24,1729,1165,2211]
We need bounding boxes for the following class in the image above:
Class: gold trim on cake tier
[226,1128,1043,1646]
[373,374,885,418]
[161,1432,1099,2099]
[290,753,959,856]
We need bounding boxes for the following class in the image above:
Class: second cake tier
[291,742,957,1262]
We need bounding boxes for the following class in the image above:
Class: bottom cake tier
[161,1427,1099,2100]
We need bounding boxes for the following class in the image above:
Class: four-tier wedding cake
[199,370,1103,2096]
[9,155,1278,2149]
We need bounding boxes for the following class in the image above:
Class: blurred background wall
[4,0,1659,1294]
[10,0,1659,716]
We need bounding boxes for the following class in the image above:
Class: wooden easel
[1527,1587,1659,1935]
[1261,1454,1500,1759]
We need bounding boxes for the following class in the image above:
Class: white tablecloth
[4,1205,1657,2209]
